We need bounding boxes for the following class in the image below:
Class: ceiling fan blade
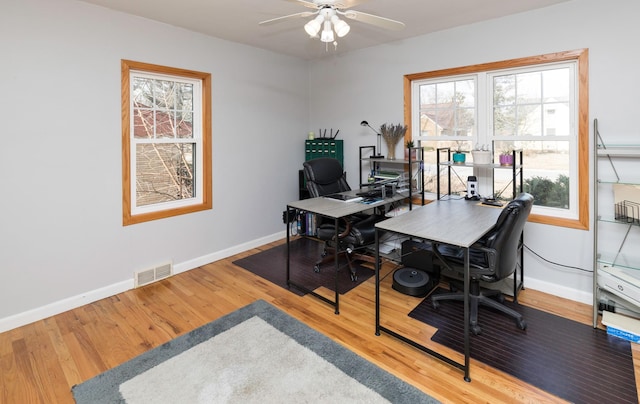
[259,11,315,26]
[343,10,405,31]
[284,0,321,10]
[333,0,370,9]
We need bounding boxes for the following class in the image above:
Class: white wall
[0,0,308,331]
[307,0,640,303]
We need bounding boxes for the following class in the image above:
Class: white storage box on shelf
[471,150,492,165]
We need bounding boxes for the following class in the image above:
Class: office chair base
[432,284,527,335]
[314,246,379,282]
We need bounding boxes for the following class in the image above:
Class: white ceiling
[78,0,570,60]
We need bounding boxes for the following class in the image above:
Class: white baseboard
[0,280,132,334]
[524,277,593,305]
[1,230,592,333]
[0,231,286,334]
[173,231,285,275]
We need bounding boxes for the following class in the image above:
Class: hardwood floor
[1,238,638,403]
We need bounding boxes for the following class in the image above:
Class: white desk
[374,199,502,381]
[286,190,409,314]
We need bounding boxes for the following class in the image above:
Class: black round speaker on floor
[392,267,430,297]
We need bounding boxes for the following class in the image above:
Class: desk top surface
[287,190,409,219]
[376,198,502,248]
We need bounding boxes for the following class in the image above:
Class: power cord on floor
[524,243,593,273]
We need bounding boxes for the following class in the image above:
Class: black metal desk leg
[286,205,291,288]
[375,229,380,336]
[334,217,339,315]
[463,247,471,382]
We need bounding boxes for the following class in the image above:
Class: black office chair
[302,158,381,281]
[431,193,534,335]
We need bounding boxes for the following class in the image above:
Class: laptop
[324,193,363,203]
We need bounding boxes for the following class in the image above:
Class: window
[405,49,589,229]
[121,60,212,225]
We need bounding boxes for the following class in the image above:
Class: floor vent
[134,262,173,288]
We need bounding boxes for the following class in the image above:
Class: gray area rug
[72,300,438,403]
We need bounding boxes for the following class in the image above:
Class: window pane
[516,72,541,104]
[155,110,175,138]
[419,79,475,137]
[153,80,176,109]
[133,78,153,107]
[135,143,194,207]
[494,67,570,138]
[494,106,516,136]
[516,104,542,136]
[133,108,153,139]
[494,140,570,209]
[542,68,570,102]
[544,102,570,136]
[494,75,515,105]
[177,111,193,139]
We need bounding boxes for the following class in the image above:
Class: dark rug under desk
[232,238,373,296]
[409,289,638,404]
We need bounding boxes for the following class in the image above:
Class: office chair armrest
[469,244,498,273]
[434,242,498,275]
[338,218,353,239]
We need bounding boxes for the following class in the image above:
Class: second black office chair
[302,157,381,281]
[431,193,534,335]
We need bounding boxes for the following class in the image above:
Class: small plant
[453,140,468,153]
[380,123,407,160]
[405,140,415,149]
[500,143,514,155]
[452,141,467,163]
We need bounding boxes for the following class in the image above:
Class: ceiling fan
[259,0,405,45]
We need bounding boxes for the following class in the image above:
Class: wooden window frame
[403,49,589,230]
[121,60,212,226]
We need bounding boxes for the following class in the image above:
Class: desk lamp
[361,120,384,159]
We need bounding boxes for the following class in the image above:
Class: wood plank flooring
[1,238,638,403]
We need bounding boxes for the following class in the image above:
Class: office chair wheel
[350,273,358,282]
[314,264,320,273]
[431,300,440,310]
[471,324,482,335]
[517,318,527,330]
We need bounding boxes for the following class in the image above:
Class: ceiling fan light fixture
[331,15,350,37]
[320,20,334,43]
[304,14,323,37]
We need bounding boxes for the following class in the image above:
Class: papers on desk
[324,193,363,203]
[386,204,413,217]
[359,197,384,205]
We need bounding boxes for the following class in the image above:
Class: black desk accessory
[316,128,340,139]
[481,198,503,207]
[360,120,384,159]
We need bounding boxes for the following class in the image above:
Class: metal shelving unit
[359,144,425,209]
[593,118,640,327]
[435,147,523,200]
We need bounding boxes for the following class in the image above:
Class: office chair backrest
[481,193,533,280]
[303,158,351,198]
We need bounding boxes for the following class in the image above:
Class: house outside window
[121,60,212,225]
[405,49,588,229]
